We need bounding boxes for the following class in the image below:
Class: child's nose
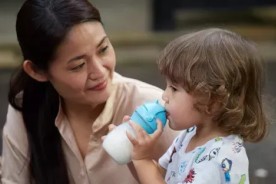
[162,92,169,103]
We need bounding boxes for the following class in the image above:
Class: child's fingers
[101,135,106,141]
[123,115,131,122]
[156,119,163,131]
[126,130,138,146]
[128,121,148,139]
[151,119,163,139]
[102,124,117,141]
[108,124,116,132]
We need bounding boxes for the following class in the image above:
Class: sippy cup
[102,100,166,164]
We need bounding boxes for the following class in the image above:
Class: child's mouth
[166,112,170,117]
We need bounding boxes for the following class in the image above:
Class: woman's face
[47,21,116,108]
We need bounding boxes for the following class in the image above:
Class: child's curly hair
[157,28,267,142]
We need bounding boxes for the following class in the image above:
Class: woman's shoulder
[4,105,24,131]
[113,72,163,101]
[114,73,162,91]
[3,104,28,154]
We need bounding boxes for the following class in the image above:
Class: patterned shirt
[159,127,249,184]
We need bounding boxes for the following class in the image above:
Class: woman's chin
[90,91,110,105]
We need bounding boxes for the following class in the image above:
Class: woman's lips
[89,80,107,91]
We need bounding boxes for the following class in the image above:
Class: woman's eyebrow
[67,36,108,63]
[96,36,108,48]
[67,55,86,64]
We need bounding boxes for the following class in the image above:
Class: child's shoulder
[213,135,249,183]
[217,135,246,156]
[193,135,249,184]
[211,135,249,169]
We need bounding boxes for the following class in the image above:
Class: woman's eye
[71,63,85,71]
[99,46,108,54]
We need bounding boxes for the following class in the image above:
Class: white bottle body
[102,122,136,164]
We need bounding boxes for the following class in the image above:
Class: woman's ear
[23,60,48,82]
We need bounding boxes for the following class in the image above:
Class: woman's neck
[61,100,106,159]
[61,100,105,125]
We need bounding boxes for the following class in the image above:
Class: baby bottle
[102,100,167,164]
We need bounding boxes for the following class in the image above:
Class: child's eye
[71,63,85,71]
[169,85,177,92]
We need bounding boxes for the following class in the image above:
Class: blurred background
[0,0,275,183]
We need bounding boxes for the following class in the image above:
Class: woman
[1,0,176,183]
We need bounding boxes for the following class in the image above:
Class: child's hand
[101,123,116,141]
[126,119,163,161]
[101,115,130,141]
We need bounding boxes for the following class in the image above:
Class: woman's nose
[88,59,105,80]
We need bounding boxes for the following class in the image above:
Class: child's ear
[23,60,48,82]
[206,99,222,115]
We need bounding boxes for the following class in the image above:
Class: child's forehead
[165,78,181,86]
[165,78,174,84]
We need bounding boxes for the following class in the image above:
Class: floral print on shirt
[159,127,249,184]
[184,168,196,183]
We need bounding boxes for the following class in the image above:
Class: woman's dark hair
[8,0,101,183]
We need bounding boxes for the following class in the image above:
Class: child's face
[162,80,206,130]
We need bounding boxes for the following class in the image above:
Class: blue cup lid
[130,100,167,134]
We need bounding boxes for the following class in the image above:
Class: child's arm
[126,120,166,184]
[132,159,166,184]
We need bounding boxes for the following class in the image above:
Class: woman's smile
[89,80,107,91]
